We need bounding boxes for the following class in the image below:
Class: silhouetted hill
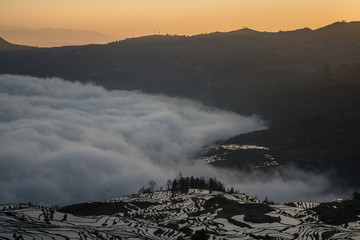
[316,21,360,38]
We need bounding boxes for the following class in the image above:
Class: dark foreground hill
[1,21,360,186]
[1,190,359,239]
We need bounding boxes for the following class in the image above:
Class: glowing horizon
[1,0,360,41]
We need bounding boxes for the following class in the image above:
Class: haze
[1,0,360,46]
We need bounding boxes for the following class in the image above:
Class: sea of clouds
[0,74,267,205]
[0,75,348,206]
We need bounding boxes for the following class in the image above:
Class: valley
[1,22,360,188]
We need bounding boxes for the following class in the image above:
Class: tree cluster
[137,175,240,195]
[168,175,226,194]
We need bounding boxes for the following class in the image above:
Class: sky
[1,0,360,39]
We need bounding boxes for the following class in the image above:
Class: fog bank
[0,75,266,205]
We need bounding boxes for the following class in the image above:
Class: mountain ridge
[1,20,360,189]
[2,21,360,48]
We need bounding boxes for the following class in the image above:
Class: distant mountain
[1,190,359,239]
[0,26,117,47]
[0,37,33,51]
[1,21,359,122]
[1,21,360,186]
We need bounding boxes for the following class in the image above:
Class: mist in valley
[0,74,352,206]
[0,74,265,205]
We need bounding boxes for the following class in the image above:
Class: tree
[148,180,156,192]
[190,176,195,188]
[167,179,172,190]
[208,178,214,193]
[138,186,146,194]
[172,179,178,192]
[352,191,360,200]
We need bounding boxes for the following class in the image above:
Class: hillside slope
[1,190,359,239]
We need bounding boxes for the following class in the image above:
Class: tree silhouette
[169,176,227,194]
[148,180,156,192]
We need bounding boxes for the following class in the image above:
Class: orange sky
[1,0,359,39]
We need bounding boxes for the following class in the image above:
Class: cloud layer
[0,75,266,205]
